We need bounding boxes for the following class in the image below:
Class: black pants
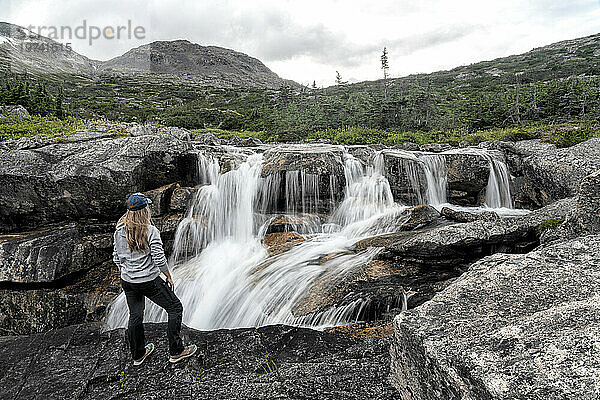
[121,277,184,360]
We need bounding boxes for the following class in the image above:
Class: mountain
[0,22,96,76]
[99,40,290,88]
[0,22,293,89]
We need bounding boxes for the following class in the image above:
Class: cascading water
[420,154,448,205]
[105,144,524,331]
[106,148,405,330]
[485,159,513,209]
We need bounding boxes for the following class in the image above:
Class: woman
[113,192,196,366]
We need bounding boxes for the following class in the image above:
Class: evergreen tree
[381,47,389,100]
[335,71,347,85]
[55,87,65,119]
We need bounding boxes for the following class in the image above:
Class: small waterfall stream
[421,154,448,205]
[106,145,520,331]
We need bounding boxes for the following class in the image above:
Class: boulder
[0,223,113,284]
[390,234,600,400]
[0,322,398,399]
[195,132,223,146]
[357,198,572,267]
[440,207,479,222]
[228,136,262,147]
[0,105,29,118]
[501,138,600,208]
[259,145,345,214]
[303,199,571,321]
[443,151,490,194]
[544,169,600,242]
[393,142,420,152]
[346,145,377,164]
[0,135,195,232]
[0,261,119,335]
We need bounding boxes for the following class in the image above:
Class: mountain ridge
[0,22,294,89]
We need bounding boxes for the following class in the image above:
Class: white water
[106,145,521,331]
[421,154,448,205]
[107,148,405,330]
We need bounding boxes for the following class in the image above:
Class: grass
[2,114,599,149]
[0,115,79,140]
[537,218,565,234]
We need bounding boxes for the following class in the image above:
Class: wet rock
[0,223,113,284]
[501,138,600,208]
[0,135,195,232]
[259,145,345,214]
[143,183,178,217]
[346,145,376,164]
[443,151,490,194]
[308,200,572,322]
[359,199,572,267]
[293,206,445,319]
[263,232,305,256]
[228,136,262,147]
[390,234,600,400]
[363,205,442,236]
[169,185,198,212]
[0,322,398,399]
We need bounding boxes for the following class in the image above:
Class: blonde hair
[118,207,152,252]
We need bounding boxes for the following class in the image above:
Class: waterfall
[420,154,448,205]
[105,145,522,332]
[485,159,513,209]
[106,149,404,330]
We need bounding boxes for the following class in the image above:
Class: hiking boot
[169,344,197,364]
[133,343,155,366]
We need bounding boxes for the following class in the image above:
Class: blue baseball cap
[126,193,152,211]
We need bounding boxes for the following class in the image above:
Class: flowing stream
[106,145,521,330]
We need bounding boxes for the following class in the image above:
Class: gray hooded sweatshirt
[113,222,169,283]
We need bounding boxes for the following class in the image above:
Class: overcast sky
[2,0,600,86]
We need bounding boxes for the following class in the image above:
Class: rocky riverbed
[1,125,600,399]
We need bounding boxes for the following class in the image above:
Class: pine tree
[335,71,347,85]
[381,47,389,101]
[55,87,64,119]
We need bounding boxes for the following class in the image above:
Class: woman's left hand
[166,276,175,290]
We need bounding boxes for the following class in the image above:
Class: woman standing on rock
[113,193,197,366]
